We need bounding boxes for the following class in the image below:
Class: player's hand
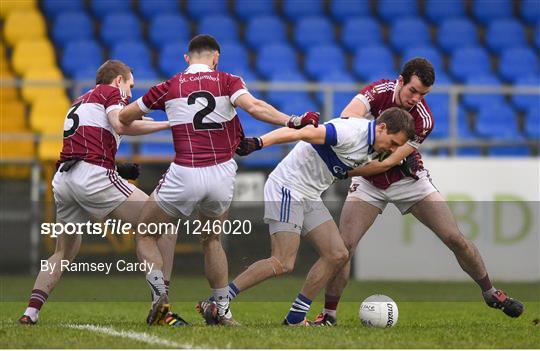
[116,162,140,180]
[400,151,423,180]
[287,111,320,129]
[236,137,263,156]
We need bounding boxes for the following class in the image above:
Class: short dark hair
[95,60,132,85]
[188,34,220,55]
[400,57,435,87]
[376,107,416,140]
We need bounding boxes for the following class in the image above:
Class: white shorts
[52,161,135,223]
[263,177,333,236]
[154,159,237,218]
[347,170,438,214]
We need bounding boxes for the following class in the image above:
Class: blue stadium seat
[294,16,334,52]
[485,19,526,54]
[353,45,395,82]
[73,68,100,81]
[435,71,453,85]
[330,0,371,21]
[256,43,298,79]
[100,13,142,48]
[134,68,160,82]
[315,70,355,113]
[457,147,483,156]
[425,93,449,138]
[449,46,491,82]
[116,141,133,159]
[520,0,540,25]
[140,130,175,157]
[110,42,153,72]
[217,43,249,73]
[279,97,319,117]
[245,15,286,51]
[225,68,259,83]
[461,74,504,111]
[488,146,531,157]
[62,40,103,77]
[525,106,540,139]
[437,17,478,54]
[498,47,539,83]
[42,0,85,19]
[267,70,311,109]
[52,11,93,48]
[148,14,189,49]
[475,103,521,140]
[424,0,465,24]
[90,0,133,20]
[237,111,281,167]
[138,0,180,20]
[457,106,477,140]
[158,41,188,78]
[282,0,324,21]
[401,46,443,74]
[389,17,431,54]
[377,0,418,23]
[304,45,346,80]
[186,0,227,20]
[341,17,383,53]
[511,75,540,112]
[472,0,513,26]
[235,0,275,21]
[537,22,540,50]
[197,14,238,44]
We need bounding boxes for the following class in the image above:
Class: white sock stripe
[289,307,308,313]
[291,303,310,311]
[294,298,310,309]
[30,295,46,303]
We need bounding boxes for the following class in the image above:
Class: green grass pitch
[1,276,539,348]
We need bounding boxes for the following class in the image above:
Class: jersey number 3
[63,101,82,138]
[188,91,222,130]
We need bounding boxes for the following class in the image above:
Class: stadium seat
[520,0,540,25]
[377,0,418,23]
[1,131,35,179]
[100,13,142,48]
[12,39,56,75]
[401,45,444,74]
[424,0,465,24]
[30,97,71,134]
[90,0,133,20]
[304,45,346,80]
[0,0,36,18]
[536,22,540,50]
[42,0,84,19]
[472,0,513,26]
[158,41,188,78]
[389,17,431,54]
[139,131,174,157]
[61,40,103,78]
[256,43,298,79]
[267,70,312,109]
[148,14,189,49]
[38,138,63,161]
[186,0,227,20]
[425,93,449,138]
[524,106,540,139]
[475,103,521,140]
[225,67,259,83]
[437,17,478,54]
[245,15,287,51]
[353,45,395,82]
[457,106,477,140]
[282,0,324,21]
[52,11,93,48]
[449,46,491,82]
[498,47,539,83]
[294,16,334,52]
[235,0,275,21]
[138,0,180,20]
[330,0,370,21]
[237,111,281,168]
[511,75,540,112]
[488,146,531,157]
[21,67,66,104]
[278,97,319,118]
[461,74,505,111]
[341,17,383,53]
[1,101,26,131]
[133,68,160,82]
[3,10,46,46]
[116,141,134,159]
[217,43,249,73]
[456,147,483,156]
[197,14,239,44]
[110,42,153,72]
[485,19,526,54]
[315,69,356,115]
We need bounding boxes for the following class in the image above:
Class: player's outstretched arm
[347,143,416,177]
[341,98,368,118]
[118,101,145,125]
[109,109,170,136]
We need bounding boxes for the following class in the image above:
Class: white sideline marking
[66,323,193,348]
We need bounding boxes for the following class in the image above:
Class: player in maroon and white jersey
[119,35,319,326]
[312,58,523,326]
[18,60,183,325]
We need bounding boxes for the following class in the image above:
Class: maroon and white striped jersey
[136,64,248,167]
[59,84,129,170]
[354,79,434,189]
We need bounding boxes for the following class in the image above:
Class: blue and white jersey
[269,117,378,199]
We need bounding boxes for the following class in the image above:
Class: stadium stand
[341,17,383,52]
[148,14,190,49]
[197,14,239,44]
[389,17,431,54]
[245,15,287,51]
[51,11,94,48]
[234,0,276,21]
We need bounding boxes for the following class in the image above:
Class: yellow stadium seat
[38,139,63,161]
[3,10,46,46]
[0,0,36,19]
[0,131,35,179]
[30,96,70,134]
[1,100,26,131]
[12,39,56,75]
[21,67,67,104]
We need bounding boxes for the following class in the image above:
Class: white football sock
[24,307,39,322]
[212,287,230,317]
[146,270,167,304]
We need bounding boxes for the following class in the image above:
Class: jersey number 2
[188,91,222,130]
[63,101,82,138]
